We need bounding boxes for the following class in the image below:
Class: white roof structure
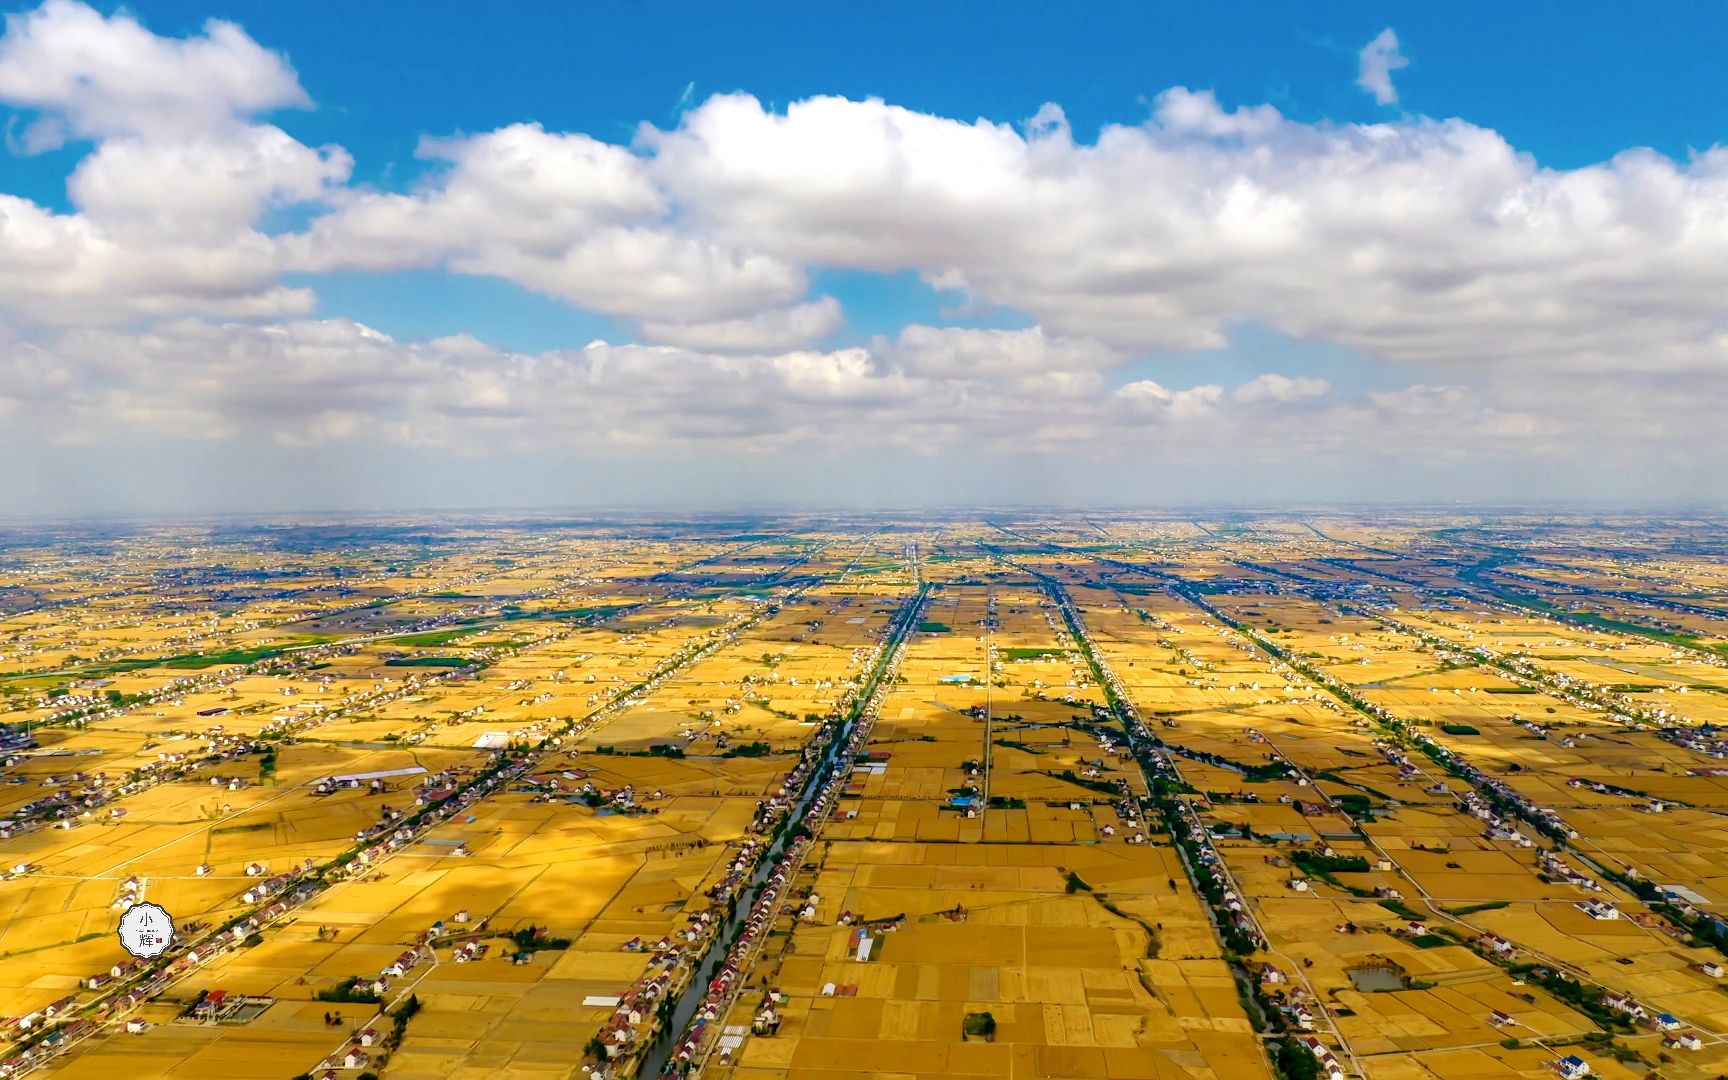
[311,767,427,786]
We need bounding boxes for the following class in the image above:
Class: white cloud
[1025,102,1069,139]
[1115,379,1225,421]
[448,226,804,324]
[878,325,1121,379]
[289,123,664,271]
[15,2,1728,383]
[1368,382,1472,416]
[0,0,342,324]
[1154,87,1282,139]
[1356,28,1408,106]
[638,296,843,351]
[0,319,1254,452]
[0,193,319,324]
[5,313,1727,500]
[4,2,1728,503]
[1233,373,1331,404]
[0,0,307,142]
[70,126,349,231]
[291,119,808,327]
[639,89,1728,372]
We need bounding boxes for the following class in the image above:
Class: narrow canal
[634,583,928,1077]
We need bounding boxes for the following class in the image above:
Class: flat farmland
[2,516,1728,1080]
[707,581,1268,1080]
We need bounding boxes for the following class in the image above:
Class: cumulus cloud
[1368,382,1473,416]
[15,1,1728,380]
[4,312,1725,500]
[290,119,811,329]
[1233,373,1331,404]
[288,124,663,271]
[1356,28,1408,106]
[0,193,321,324]
[638,296,843,351]
[5,1,1728,503]
[0,0,344,324]
[877,325,1121,380]
[0,0,307,143]
[1115,379,1225,421]
[632,89,1728,372]
[71,126,349,232]
[1154,87,1282,139]
[0,318,1279,453]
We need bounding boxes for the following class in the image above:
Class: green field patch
[721,741,773,758]
[1464,569,1724,656]
[378,627,483,648]
[384,656,475,668]
[1045,769,1118,795]
[919,620,952,633]
[162,646,289,669]
[1001,647,1063,660]
[1442,900,1510,916]
[7,644,294,682]
[529,606,614,621]
[1312,770,1393,801]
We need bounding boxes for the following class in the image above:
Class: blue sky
[26,2,1715,152]
[12,1,1717,178]
[1,0,1726,513]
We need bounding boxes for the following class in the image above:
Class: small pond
[1345,966,1405,992]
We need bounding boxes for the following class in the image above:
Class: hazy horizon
[5,500,1728,531]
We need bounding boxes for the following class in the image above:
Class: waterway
[633,585,927,1077]
[1345,965,1405,992]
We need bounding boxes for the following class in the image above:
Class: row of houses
[0,1018,96,1078]
[1664,724,1728,760]
[1295,1035,1347,1080]
[665,725,869,1066]
[1177,800,1266,950]
[580,614,864,1070]
[661,600,922,1073]
[1537,850,1600,891]
[1565,775,1666,814]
